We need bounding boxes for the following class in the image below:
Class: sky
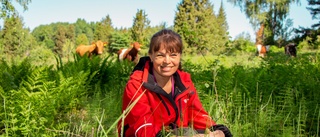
[5,0,318,40]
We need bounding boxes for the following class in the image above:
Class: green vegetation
[1,0,320,136]
[0,49,319,136]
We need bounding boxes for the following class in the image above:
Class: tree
[75,33,89,46]
[0,0,31,18]
[74,18,94,42]
[0,14,36,57]
[75,18,88,35]
[31,25,55,49]
[216,1,229,49]
[232,32,254,52]
[131,9,150,45]
[307,0,320,28]
[108,31,131,54]
[217,1,229,38]
[227,0,300,46]
[174,0,197,54]
[292,0,320,48]
[62,39,76,60]
[65,24,75,43]
[52,23,75,57]
[53,25,67,56]
[94,15,114,42]
[174,0,223,55]
[1,14,24,55]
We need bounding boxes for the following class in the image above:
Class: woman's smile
[161,66,173,71]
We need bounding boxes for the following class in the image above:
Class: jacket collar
[133,56,187,93]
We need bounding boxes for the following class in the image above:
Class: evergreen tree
[75,18,88,35]
[88,22,96,42]
[51,23,75,57]
[75,18,94,42]
[108,31,131,54]
[66,24,75,43]
[131,9,150,45]
[75,33,89,46]
[174,0,222,55]
[0,14,35,57]
[217,1,229,41]
[94,15,114,42]
[291,0,320,48]
[31,25,55,49]
[1,14,23,55]
[174,0,197,54]
[307,0,320,28]
[53,25,67,56]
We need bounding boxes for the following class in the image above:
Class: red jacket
[118,57,216,137]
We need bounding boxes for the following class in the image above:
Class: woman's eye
[171,53,179,56]
[157,54,164,57]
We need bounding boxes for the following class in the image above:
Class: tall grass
[0,50,319,136]
[183,51,320,137]
[0,54,134,136]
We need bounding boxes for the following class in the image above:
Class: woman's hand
[210,130,225,137]
[193,130,225,137]
[171,128,226,137]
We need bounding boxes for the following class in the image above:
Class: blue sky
[8,0,318,40]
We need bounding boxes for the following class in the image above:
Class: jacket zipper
[172,86,190,124]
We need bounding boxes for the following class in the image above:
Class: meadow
[0,47,319,137]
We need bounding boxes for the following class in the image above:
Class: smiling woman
[117,29,232,137]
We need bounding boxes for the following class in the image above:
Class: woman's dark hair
[148,29,183,70]
[148,29,183,54]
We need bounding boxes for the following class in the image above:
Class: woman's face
[149,46,181,78]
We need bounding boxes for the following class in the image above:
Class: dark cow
[284,43,297,57]
[117,42,142,64]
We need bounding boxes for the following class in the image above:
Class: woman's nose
[163,55,171,63]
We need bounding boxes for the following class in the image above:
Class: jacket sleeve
[187,83,217,131]
[121,80,161,137]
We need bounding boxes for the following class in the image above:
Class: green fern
[0,58,33,92]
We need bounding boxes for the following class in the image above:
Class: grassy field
[1,48,320,136]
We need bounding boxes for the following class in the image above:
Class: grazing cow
[285,43,297,57]
[255,23,270,58]
[76,40,107,57]
[256,44,268,57]
[117,42,142,64]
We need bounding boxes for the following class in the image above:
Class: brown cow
[76,40,107,57]
[117,42,142,64]
[256,44,270,57]
[254,23,273,58]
